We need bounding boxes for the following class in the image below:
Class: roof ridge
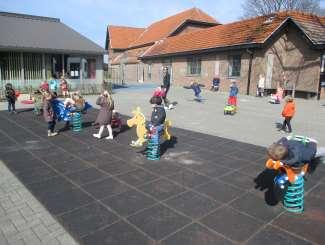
[108,25,144,29]
[0,11,59,22]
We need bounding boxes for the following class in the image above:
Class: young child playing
[267,136,318,189]
[147,96,166,138]
[228,81,239,106]
[5,83,17,114]
[211,76,220,91]
[184,82,203,101]
[280,96,295,133]
[93,91,114,139]
[32,90,43,115]
[42,91,58,137]
[60,77,69,98]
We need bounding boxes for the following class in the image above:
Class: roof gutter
[140,42,261,60]
[0,46,107,55]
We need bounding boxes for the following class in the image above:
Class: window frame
[186,57,201,76]
[228,55,241,78]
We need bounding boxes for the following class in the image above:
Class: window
[148,64,151,79]
[187,57,201,75]
[228,55,241,77]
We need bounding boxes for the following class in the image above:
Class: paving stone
[102,189,156,217]
[246,225,313,245]
[272,195,325,245]
[160,223,234,245]
[229,192,283,223]
[127,204,191,240]
[65,167,109,186]
[167,169,211,188]
[138,178,186,201]
[200,206,263,243]
[58,202,118,238]
[195,180,244,203]
[164,191,221,219]
[116,169,159,187]
[82,220,154,245]
[83,177,131,200]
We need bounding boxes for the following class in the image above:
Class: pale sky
[0,0,324,48]
[0,0,246,47]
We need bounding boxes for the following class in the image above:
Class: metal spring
[72,112,82,132]
[283,176,304,213]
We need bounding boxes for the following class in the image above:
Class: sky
[0,0,324,49]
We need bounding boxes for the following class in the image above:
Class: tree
[242,0,325,18]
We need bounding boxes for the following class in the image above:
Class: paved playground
[0,84,325,245]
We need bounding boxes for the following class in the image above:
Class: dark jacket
[191,84,201,96]
[212,78,220,86]
[95,96,114,125]
[277,137,317,167]
[5,88,16,102]
[163,73,170,91]
[43,99,56,122]
[151,105,166,126]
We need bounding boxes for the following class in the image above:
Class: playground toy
[224,105,237,115]
[265,135,315,213]
[72,112,82,132]
[127,107,171,148]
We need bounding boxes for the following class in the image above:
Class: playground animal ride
[127,107,148,147]
[265,136,316,213]
[127,107,172,148]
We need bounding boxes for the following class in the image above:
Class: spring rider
[127,107,171,160]
[266,136,314,213]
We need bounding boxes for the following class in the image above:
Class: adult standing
[162,66,172,109]
[257,74,265,97]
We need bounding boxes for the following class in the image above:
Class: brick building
[106,8,325,99]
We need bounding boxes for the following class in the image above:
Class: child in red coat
[280,96,295,133]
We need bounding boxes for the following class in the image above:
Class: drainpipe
[317,52,324,100]
[246,49,254,95]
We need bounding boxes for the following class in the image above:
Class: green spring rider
[283,175,304,213]
[72,112,82,132]
[146,125,163,161]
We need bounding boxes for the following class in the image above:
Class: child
[211,76,220,91]
[32,90,43,115]
[184,82,203,101]
[280,96,295,133]
[93,91,114,139]
[42,91,58,137]
[228,81,238,106]
[269,86,284,104]
[40,80,49,92]
[257,74,265,97]
[147,96,166,138]
[5,83,17,114]
[60,77,69,98]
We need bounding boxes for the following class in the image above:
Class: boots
[93,125,104,139]
[106,125,113,140]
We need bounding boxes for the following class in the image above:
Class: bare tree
[242,0,325,17]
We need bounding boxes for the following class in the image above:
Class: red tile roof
[129,7,218,48]
[141,11,325,58]
[107,8,218,51]
[108,25,145,49]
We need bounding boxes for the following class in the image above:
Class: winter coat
[151,105,166,126]
[5,88,16,102]
[191,84,201,96]
[277,137,317,167]
[43,99,56,122]
[282,101,295,118]
[163,73,170,91]
[229,86,238,97]
[212,78,220,86]
[95,96,114,125]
